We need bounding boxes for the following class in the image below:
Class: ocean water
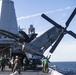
[50,62,76,75]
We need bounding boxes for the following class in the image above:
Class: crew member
[13,56,21,74]
[42,55,51,73]
[42,57,48,73]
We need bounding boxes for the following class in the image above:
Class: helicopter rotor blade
[41,14,64,29]
[66,8,76,28]
[0,31,18,41]
[67,30,76,39]
[41,8,76,54]
[19,31,30,40]
[0,29,19,38]
[50,32,64,53]
[0,29,25,41]
[50,30,76,53]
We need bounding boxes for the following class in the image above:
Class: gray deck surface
[0,66,50,75]
[0,71,50,75]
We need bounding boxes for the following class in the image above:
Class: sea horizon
[49,62,76,75]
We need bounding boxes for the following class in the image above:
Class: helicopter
[0,22,61,69]
[0,0,76,68]
[0,25,60,56]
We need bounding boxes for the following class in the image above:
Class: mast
[0,0,18,34]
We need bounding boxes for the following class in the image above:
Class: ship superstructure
[0,0,18,56]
